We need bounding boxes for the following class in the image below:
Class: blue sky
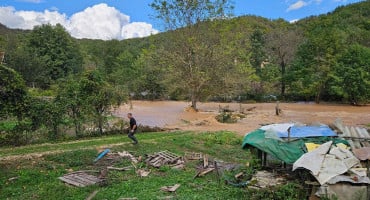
[0,0,364,40]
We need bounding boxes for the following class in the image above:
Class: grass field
[0,131,305,200]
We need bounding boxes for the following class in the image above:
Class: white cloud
[0,3,158,40]
[289,19,299,23]
[287,0,308,11]
[121,22,159,39]
[68,4,130,40]
[16,10,68,29]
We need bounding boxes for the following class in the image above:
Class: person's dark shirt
[129,117,137,130]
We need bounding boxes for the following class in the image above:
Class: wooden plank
[198,168,215,177]
[59,172,101,187]
[157,153,176,160]
[70,174,98,184]
[185,152,202,160]
[203,155,208,168]
[65,175,94,186]
[59,177,86,187]
[107,166,131,171]
[234,172,244,179]
[160,184,181,192]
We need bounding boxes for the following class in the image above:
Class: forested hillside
[0,1,369,145]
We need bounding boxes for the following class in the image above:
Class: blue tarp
[276,125,337,138]
[260,123,337,138]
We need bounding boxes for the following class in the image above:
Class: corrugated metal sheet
[333,119,370,160]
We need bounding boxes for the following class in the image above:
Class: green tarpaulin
[242,129,349,164]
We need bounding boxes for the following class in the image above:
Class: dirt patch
[114,101,370,135]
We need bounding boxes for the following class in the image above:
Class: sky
[0,0,365,40]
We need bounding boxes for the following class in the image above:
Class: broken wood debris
[198,168,215,177]
[171,159,185,169]
[185,152,203,160]
[146,150,181,168]
[234,172,244,179]
[59,171,103,187]
[107,166,132,171]
[8,177,19,181]
[203,155,209,168]
[136,169,151,177]
[160,184,181,192]
[117,151,138,163]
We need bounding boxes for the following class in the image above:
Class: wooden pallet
[185,152,203,160]
[59,171,102,187]
[146,150,181,167]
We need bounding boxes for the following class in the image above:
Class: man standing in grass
[127,113,138,144]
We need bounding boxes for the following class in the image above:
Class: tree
[0,64,28,120]
[335,44,370,104]
[265,22,302,98]
[151,0,235,109]
[288,23,346,103]
[80,70,127,135]
[26,24,83,88]
[250,29,266,75]
[56,76,86,137]
[132,46,166,100]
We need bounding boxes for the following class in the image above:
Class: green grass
[0,131,306,200]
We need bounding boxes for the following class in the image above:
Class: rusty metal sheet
[352,147,370,161]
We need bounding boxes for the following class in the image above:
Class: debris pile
[146,150,181,168]
[242,120,370,200]
[249,170,285,189]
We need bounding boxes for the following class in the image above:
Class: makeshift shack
[242,123,348,164]
[242,122,370,200]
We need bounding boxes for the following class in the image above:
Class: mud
[114,101,370,135]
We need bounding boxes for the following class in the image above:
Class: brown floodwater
[114,101,370,135]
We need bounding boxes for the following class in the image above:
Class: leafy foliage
[25,24,83,88]
[0,65,28,119]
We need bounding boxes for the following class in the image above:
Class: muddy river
[114,101,370,135]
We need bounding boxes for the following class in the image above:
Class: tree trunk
[191,91,198,111]
[98,115,103,135]
[280,61,286,98]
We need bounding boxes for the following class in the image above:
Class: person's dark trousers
[128,130,138,144]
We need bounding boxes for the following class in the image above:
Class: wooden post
[275,101,280,116]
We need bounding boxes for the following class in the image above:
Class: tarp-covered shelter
[242,123,349,164]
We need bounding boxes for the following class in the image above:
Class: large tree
[335,44,370,104]
[150,0,236,109]
[265,21,302,98]
[26,24,83,88]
